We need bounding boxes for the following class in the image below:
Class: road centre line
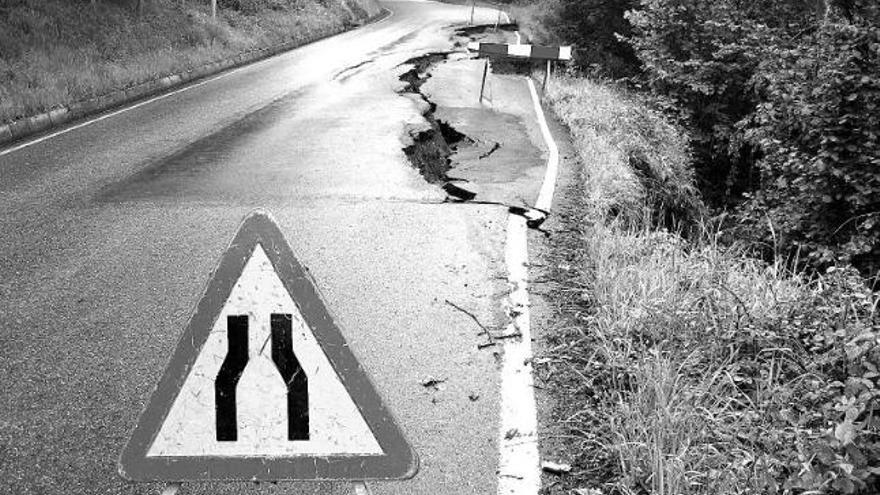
[0,9,395,159]
[496,6,560,494]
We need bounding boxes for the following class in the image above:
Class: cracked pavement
[0,2,551,494]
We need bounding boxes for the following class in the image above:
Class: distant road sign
[119,210,418,482]
[467,42,573,61]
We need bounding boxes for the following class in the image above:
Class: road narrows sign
[118,210,418,482]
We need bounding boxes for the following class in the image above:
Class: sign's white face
[147,244,383,457]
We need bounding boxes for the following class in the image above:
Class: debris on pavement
[541,461,572,475]
[421,376,447,390]
[442,182,478,201]
[478,141,501,159]
[508,206,549,229]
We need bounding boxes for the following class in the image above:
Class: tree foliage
[525,0,639,76]
[622,0,879,276]
[744,23,880,273]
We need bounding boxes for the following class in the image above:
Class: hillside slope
[0,0,382,123]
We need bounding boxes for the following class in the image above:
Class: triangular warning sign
[119,210,418,481]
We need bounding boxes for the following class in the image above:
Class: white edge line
[528,78,559,212]
[497,15,561,495]
[0,7,396,159]
[497,214,540,495]
[499,10,521,44]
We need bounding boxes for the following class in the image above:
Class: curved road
[0,2,541,494]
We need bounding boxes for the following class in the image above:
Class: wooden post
[479,59,489,103]
[542,59,551,94]
[211,0,217,19]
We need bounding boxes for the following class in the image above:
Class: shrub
[739,23,880,275]
[624,0,880,277]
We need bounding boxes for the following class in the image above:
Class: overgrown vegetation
[541,78,880,495]
[515,0,879,278]
[624,0,880,277]
[0,0,380,123]
[511,0,880,491]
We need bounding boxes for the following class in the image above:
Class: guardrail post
[479,59,490,103]
[542,60,551,94]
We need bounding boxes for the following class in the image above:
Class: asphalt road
[0,2,544,494]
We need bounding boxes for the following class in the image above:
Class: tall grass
[0,0,381,123]
[543,76,880,494]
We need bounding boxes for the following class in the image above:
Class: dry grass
[548,76,704,233]
[541,76,880,494]
[0,0,381,123]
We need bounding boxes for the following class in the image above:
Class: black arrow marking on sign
[215,315,249,442]
[271,313,309,440]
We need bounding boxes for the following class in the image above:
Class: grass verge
[539,76,880,494]
[0,0,381,124]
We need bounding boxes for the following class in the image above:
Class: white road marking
[149,245,382,457]
[497,14,561,495]
[0,8,396,159]
[500,11,522,44]
[497,215,540,495]
[527,78,559,213]
[0,67,247,159]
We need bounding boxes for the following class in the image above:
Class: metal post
[479,59,489,103]
[469,0,475,25]
[542,59,551,94]
[494,5,501,31]
[211,0,217,19]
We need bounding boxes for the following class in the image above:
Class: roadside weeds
[537,76,880,494]
[0,0,384,146]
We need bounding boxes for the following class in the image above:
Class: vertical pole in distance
[479,59,489,103]
[542,59,551,94]
[469,0,475,25]
[211,0,217,19]
[494,5,501,31]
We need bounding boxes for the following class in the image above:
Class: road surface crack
[397,52,472,184]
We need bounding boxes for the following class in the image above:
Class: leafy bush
[739,23,880,274]
[623,0,879,276]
